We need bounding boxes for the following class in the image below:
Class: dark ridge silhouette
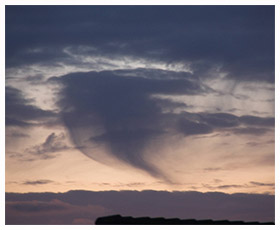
[95,215,275,225]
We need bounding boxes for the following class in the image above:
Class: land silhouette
[95,215,275,225]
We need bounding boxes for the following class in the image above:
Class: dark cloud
[54,70,274,180]
[180,112,274,130]
[6,190,275,224]
[5,86,57,127]
[25,133,70,159]
[176,118,213,136]
[216,184,247,189]
[23,180,54,186]
[239,115,275,127]
[6,6,274,82]
[55,69,205,179]
[199,113,239,128]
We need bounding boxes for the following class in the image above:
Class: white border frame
[1,1,278,230]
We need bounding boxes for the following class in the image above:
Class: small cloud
[217,184,248,189]
[25,132,70,159]
[250,181,274,187]
[23,179,53,186]
[203,183,249,190]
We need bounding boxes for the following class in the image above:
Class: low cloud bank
[6,190,274,224]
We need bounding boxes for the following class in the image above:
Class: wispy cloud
[250,181,274,187]
[22,180,54,186]
[5,86,57,127]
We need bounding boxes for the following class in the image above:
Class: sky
[5,5,275,224]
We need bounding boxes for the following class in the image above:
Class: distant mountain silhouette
[95,215,274,225]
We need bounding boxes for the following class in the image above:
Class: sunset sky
[5,5,275,224]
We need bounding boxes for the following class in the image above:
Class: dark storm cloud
[54,69,204,179]
[54,70,274,179]
[25,133,70,159]
[5,190,275,224]
[6,6,274,82]
[5,86,57,127]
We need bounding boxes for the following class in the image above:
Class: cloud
[176,118,213,136]
[250,181,274,187]
[25,132,70,159]
[23,180,54,186]
[5,86,57,127]
[6,190,275,224]
[6,6,274,82]
[54,69,274,180]
[232,127,271,136]
[55,69,205,179]
[203,181,275,191]
[239,115,275,127]
[199,113,239,128]
[202,184,248,190]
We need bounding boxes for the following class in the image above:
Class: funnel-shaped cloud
[55,69,205,179]
[54,69,274,179]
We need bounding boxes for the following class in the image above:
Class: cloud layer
[6,6,274,82]
[6,190,275,224]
